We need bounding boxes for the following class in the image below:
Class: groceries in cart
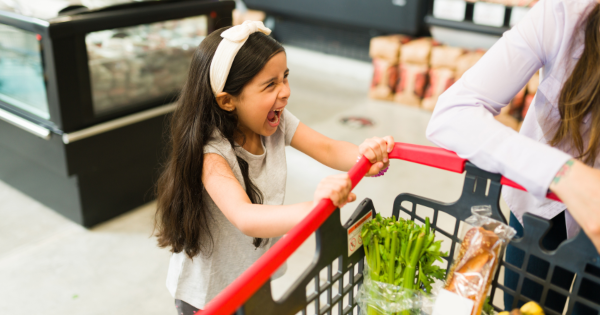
[358,206,517,315]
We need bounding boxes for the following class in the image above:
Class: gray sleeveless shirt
[166,109,300,309]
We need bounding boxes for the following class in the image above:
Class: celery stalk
[388,230,399,283]
[402,228,426,290]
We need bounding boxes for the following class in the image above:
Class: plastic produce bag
[443,206,516,315]
[357,264,438,315]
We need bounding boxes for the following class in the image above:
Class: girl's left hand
[358,136,395,177]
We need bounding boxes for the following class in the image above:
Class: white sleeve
[425,0,572,199]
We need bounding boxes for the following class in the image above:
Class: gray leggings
[175,299,201,315]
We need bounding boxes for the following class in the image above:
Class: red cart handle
[387,143,561,202]
[201,142,561,315]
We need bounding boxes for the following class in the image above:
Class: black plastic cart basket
[201,142,600,315]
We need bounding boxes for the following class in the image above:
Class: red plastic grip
[388,142,467,173]
[390,143,562,202]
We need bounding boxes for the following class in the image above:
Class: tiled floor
[0,46,506,314]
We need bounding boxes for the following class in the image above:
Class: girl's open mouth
[267,108,283,127]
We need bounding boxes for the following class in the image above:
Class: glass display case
[0,24,49,119]
[0,0,234,227]
[0,0,232,132]
[86,15,207,115]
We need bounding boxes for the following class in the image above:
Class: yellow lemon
[520,301,544,315]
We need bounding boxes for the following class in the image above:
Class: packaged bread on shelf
[394,63,429,107]
[369,35,411,64]
[443,206,516,315]
[455,50,485,81]
[400,37,434,65]
[522,72,540,118]
[369,58,399,100]
[422,67,455,111]
[421,46,465,111]
[495,105,520,131]
[393,38,434,107]
[510,86,527,116]
[368,35,409,100]
[430,45,465,70]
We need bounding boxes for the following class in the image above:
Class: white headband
[209,20,272,96]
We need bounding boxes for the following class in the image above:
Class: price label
[473,2,506,27]
[432,289,475,315]
[433,0,467,22]
[347,210,372,257]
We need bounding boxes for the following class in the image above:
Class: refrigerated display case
[0,0,234,226]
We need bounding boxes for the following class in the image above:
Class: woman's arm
[202,153,355,238]
[290,122,394,175]
[426,0,572,199]
[549,160,600,252]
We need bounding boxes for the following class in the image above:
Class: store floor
[0,46,507,314]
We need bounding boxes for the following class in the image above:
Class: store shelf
[425,15,509,37]
[427,0,531,37]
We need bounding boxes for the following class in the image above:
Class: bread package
[422,67,455,111]
[527,72,540,94]
[400,38,434,65]
[394,63,429,107]
[444,206,516,315]
[510,86,527,115]
[522,72,540,118]
[455,50,485,81]
[369,35,411,64]
[430,46,465,70]
[495,105,520,131]
[370,58,399,100]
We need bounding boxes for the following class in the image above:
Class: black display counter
[0,0,234,226]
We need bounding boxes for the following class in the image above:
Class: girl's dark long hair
[552,3,600,165]
[155,27,284,258]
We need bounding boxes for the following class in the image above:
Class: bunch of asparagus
[360,214,447,293]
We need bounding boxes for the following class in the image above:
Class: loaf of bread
[394,63,428,107]
[445,227,502,315]
[370,58,399,100]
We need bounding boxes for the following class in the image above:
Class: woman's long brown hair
[154,28,284,259]
[552,3,600,165]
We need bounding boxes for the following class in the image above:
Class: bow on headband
[210,21,272,95]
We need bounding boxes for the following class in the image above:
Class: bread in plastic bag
[444,205,516,315]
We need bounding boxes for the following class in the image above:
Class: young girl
[154,21,395,314]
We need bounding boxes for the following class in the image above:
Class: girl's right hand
[550,159,600,253]
[313,174,357,208]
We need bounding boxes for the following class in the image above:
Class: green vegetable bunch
[361,214,447,293]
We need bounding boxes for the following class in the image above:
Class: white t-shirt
[166,109,300,309]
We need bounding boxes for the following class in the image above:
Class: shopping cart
[202,143,600,315]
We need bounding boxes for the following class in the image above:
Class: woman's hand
[313,174,357,208]
[550,159,600,253]
[358,136,395,176]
